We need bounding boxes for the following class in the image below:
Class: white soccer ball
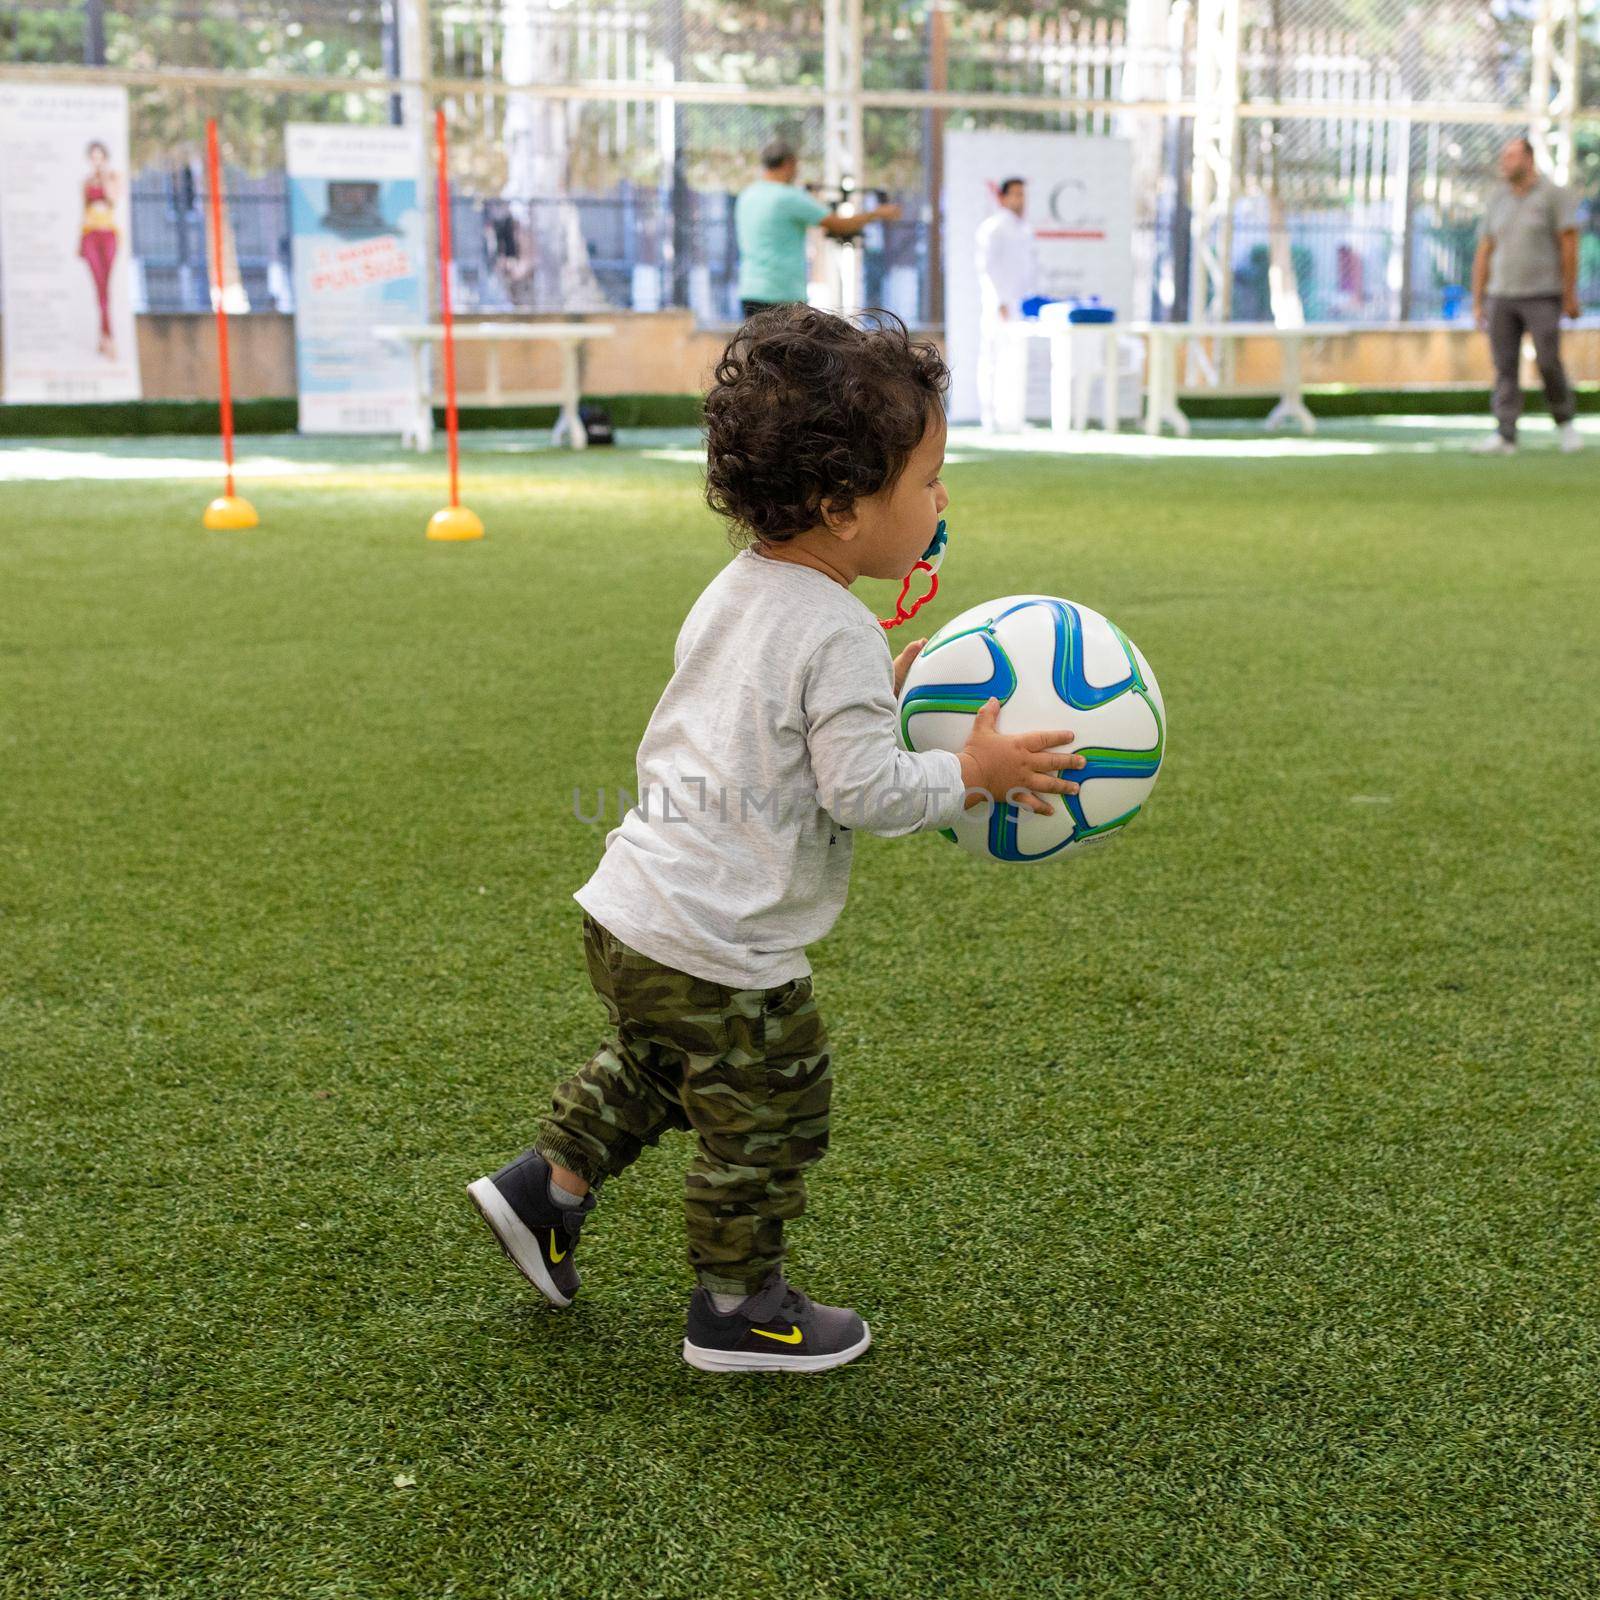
[898,594,1166,864]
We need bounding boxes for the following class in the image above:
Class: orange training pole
[208,121,236,497]
[201,119,257,530]
[436,108,460,508]
[426,106,483,541]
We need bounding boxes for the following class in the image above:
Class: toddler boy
[469,307,1082,1372]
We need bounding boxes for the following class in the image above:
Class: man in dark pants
[1471,136,1583,455]
[734,143,901,321]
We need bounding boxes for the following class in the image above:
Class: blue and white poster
[286,123,426,434]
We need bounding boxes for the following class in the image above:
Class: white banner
[286,123,427,434]
[943,131,1134,424]
[0,83,141,403]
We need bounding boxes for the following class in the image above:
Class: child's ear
[820,498,859,542]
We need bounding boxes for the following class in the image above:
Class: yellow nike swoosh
[548,1231,566,1264]
[752,1325,802,1345]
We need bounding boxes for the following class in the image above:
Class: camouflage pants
[535,914,833,1296]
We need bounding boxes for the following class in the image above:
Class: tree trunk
[500,0,611,311]
[1121,0,1169,324]
[1263,0,1303,326]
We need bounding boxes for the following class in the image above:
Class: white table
[992,315,1599,441]
[1122,319,1535,438]
[1123,320,1362,438]
[1023,318,1127,436]
[1132,314,1600,437]
[1013,319,1385,439]
[375,321,616,451]
[1008,316,1431,438]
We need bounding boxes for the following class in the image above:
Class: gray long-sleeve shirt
[575,549,965,988]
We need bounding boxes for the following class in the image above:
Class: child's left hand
[892,638,926,697]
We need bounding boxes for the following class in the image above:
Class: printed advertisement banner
[943,130,1134,424]
[0,83,141,403]
[286,123,426,434]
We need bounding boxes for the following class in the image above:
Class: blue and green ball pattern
[899,598,1165,863]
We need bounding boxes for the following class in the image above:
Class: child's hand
[957,697,1085,816]
[892,638,926,698]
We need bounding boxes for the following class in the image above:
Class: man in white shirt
[974,177,1038,432]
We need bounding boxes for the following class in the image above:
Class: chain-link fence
[5,0,1599,325]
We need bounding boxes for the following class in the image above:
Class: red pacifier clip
[880,518,948,631]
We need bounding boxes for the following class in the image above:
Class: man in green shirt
[735,143,901,319]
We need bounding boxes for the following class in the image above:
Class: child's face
[844,413,949,582]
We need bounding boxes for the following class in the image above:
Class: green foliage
[104,2,389,168]
[0,3,83,63]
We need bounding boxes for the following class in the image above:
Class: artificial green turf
[2,424,1598,1599]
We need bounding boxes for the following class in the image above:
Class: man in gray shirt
[1471,136,1582,454]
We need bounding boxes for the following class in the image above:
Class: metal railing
[123,172,1598,328]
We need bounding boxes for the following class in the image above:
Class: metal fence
[129,170,1600,327]
[9,1,1600,331]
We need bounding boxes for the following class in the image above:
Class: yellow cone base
[427,505,485,542]
[203,494,259,531]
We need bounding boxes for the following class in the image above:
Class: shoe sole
[681,1324,872,1374]
[466,1177,572,1309]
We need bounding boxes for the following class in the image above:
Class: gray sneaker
[467,1149,595,1308]
[682,1272,872,1373]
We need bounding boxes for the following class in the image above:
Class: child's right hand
[957,698,1085,816]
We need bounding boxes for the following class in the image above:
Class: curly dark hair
[703,305,949,544]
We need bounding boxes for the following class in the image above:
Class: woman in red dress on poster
[80,140,121,361]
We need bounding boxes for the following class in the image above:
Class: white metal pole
[823,0,866,313]
[1529,0,1582,185]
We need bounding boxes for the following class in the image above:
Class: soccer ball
[898,595,1166,863]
